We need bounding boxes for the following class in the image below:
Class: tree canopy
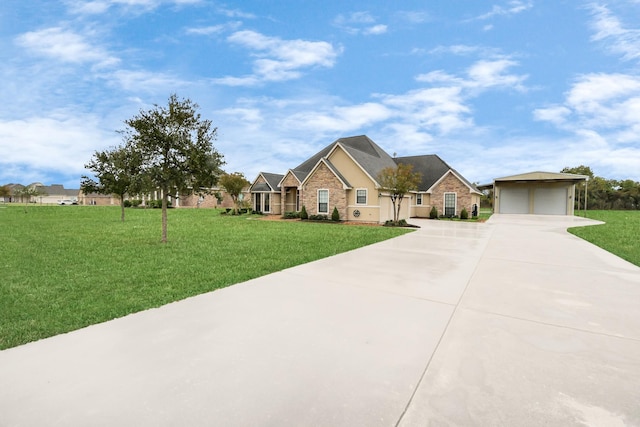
[124,94,225,242]
[81,144,143,222]
[218,172,250,214]
[377,163,422,223]
[562,165,640,210]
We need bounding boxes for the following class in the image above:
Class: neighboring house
[1,183,79,204]
[485,171,589,216]
[249,135,481,223]
[179,187,250,209]
[77,190,121,206]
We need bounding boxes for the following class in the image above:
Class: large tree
[81,144,143,222]
[377,163,422,223]
[123,94,224,242]
[0,185,9,201]
[218,172,250,214]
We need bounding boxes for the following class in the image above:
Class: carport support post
[584,179,588,217]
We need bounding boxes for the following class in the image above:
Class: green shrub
[300,205,308,220]
[429,206,438,219]
[384,219,409,227]
[308,214,329,221]
[146,200,171,209]
[130,199,142,207]
[123,200,132,208]
[283,211,299,219]
[331,207,340,221]
[460,207,468,220]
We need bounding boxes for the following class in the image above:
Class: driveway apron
[1,214,639,426]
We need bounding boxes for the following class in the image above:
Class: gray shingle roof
[251,172,284,192]
[394,155,480,193]
[293,135,397,184]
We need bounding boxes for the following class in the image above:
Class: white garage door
[499,188,529,214]
[533,187,567,215]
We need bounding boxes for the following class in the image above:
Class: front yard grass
[569,210,640,268]
[0,206,412,349]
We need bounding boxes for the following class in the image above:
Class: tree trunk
[396,195,404,223]
[161,188,168,243]
[119,194,126,222]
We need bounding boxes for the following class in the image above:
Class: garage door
[499,188,529,214]
[533,188,567,215]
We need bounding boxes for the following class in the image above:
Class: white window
[416,193,423,205]
[318,189,329,214]
[356,189,367,205]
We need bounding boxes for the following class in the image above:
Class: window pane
[264,193,270,212]
[318,190,328,213]
[356,189,366,204]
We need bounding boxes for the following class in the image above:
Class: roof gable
[250,172,283,192]
[395,155,480,194]
[300,158,351,189]
[292,135,396,185]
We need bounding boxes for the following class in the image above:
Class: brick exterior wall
[179,190,248,209]
[302,162,347,219]
[430,172,475,217]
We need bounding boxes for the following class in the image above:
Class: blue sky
[1,0,640,189]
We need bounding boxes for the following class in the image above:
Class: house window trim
[317,189,329,214]
[444,192,457,216]
[355,188,367,205]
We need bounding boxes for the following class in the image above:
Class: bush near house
[331,207,340,222]
[429,206,438,219]
[460,208,468,220]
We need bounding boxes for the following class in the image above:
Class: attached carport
[489,172,588,216]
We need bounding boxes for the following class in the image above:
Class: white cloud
[213,30,341,86]
[66,0,202,14]
[417,58,528,92]
[15,27,119,69]
[364,25,388,35]
[0,114,120,187]
[107,69,187,93]
[475,1,533,20]
[186,22,242,36]
[588,3,640,61]
[333,11,387,35]
[533,105,571,126]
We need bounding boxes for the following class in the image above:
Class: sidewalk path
[1,215,639,426]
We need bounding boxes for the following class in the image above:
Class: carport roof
[494,171,589,183]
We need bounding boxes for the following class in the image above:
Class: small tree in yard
[81,144,143,222]
[123,94,225,243]
[14,186,45,212]
[0,185,9,201]
[331,206,340,221]
[218,172,250,214]
[377,163,422,224]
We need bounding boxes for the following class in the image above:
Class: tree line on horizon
[560,166,640,211]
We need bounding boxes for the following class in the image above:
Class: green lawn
[0,206,412,349]
[569,210,640,268]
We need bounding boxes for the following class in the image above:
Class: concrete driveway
[1,214,639,426]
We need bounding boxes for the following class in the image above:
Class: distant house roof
[251,172,284,192]
[394,155,480,193]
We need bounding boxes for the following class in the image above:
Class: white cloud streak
[15,27,119,68]
[588,3,640,61]
[475,1,533,20]
[213,30,341,85]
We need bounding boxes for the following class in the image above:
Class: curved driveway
[1,214,639,426]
